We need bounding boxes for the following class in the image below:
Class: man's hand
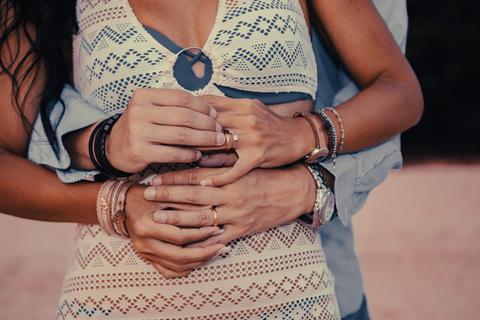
[143,165,317,248]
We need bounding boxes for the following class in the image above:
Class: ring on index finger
[210,206,218,227]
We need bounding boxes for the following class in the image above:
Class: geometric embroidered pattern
[56,295,339,319]
[73,0,317,117]
[56,221,339,319]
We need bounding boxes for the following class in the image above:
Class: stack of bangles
[89,114,134,179]
[294,107,345,168]
[97,179,135,238]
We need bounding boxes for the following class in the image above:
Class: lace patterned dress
[55,1,340,319]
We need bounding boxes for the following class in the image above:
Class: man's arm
[313,0,408,226]
[28,84,107,182]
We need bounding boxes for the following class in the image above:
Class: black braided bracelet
[89,114,133,178]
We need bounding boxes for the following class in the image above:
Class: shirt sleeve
[312,0,408,226]
[28,84,107,183]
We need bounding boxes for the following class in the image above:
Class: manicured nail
[200,179,213,186]
[215,122,222,132]
[215,246,231,256]
[211,229,225,236]
[153,211,167,223]
[209,107,217,118]
[195,150,202,160]
[216,132,226,145]
[144,187,156,200]
[151,176,162,186]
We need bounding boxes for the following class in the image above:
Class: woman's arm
[307,0,423,151]
[0,19,227,279]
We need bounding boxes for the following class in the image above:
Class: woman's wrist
[63,121,102,170]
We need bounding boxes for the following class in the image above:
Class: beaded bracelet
[96,179,134,238]
[325,107,345,154]
[89,114,133,178]
[313,111,338,166]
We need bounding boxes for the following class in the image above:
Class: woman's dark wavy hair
[0,0,76,156]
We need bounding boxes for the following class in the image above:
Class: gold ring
[211,207,218,227]
[225,133,234,150]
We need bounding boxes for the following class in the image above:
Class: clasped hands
[108,89,316,278]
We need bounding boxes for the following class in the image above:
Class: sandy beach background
[0,162,479,319]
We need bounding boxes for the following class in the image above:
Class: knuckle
[178,108,196,126]
[175,90,193,107]
[186,188,201,203]
[172,254,188,265]
[245,114,260,129]
[157,187,171,201]
[186,170,201,184]
[197,211,210,226]
[167,149,180,162]
[174,127,189,143]
[168,212,181,225]
[132,222,149,238]
[171,233,188,245]
[235,190,248,207]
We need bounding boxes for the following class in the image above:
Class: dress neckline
[124,0,224,54]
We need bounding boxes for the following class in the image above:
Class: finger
[148,106,221,132]
[201,95,265,114]
[139,237,226,265]
[143,121,225,147]
[144,184,224,205]
[143,144,202,163]
[153,207,229,227]
[140,223,223,245]
[148,89,217,118]
[151,167,230,186]
[200,158,255,186]
[145,254,208,273]
[186,225,239,248]
[197,153,238,167]
[150,261,193,279]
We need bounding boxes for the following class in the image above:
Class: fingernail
[211,229,224,236]
[216,132,226,145]
[153,211,167,223]
[215,246,231,256]
[144,187,156,200]
[209,107,217,118]
[215,122,222,132]
[151,176,162,186]
[200,179,213,186]
[195,150,202,160]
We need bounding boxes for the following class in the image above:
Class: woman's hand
[123,183,229,279]
[196,95,315,186]
[143,165,317,248]
[104,89,228,174]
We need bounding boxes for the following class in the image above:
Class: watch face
[324,195,335,221]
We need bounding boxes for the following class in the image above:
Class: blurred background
[402,0,480,161]
[1,1,479,319]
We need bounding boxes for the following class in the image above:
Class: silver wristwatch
[299,163,335,227]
